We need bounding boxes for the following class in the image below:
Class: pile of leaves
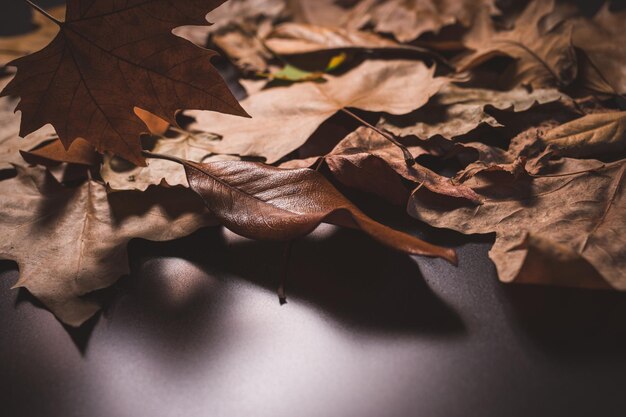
[0,0,624,327]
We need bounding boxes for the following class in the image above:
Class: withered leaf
[572,5,626,95]
[101,129,225,191]
[382,84,564,140]
[0,165,214,326]
[264,22,436,58]
[457,0,577,88]
[20,137,98,167]
[2,0,247,166]
[409,158,626,290]
[189,60,448,163]
[541,111,626,159]
[0,97,56,171]
[342,0,498,43]
[322,127,482,204]
[172,156,457,263]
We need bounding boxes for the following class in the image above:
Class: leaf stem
[277,240,293,305]
[340,108,415,166]
[142,150,188,166]
[25,0,62,25]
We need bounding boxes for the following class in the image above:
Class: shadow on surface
[109,226,466,347]
[502,283,626,357]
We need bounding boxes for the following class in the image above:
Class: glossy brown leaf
[169,156,457,263]
[2,0,247,166]
[0,165,214,326]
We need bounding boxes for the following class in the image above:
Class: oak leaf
[0,165,214,326]
[189,60,448,163]
[2,0,247,166]
[409,158,625,290]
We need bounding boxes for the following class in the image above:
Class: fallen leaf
[189,60,448,163]
[135,108,169,136]
[0,165,214,326]
[101,129,222,191]
[323,127,482,204]
[572,5,626,95]
[409,158,625,290]
[457,0,577,89]
[382,84,564,140]
[0,6,65,66]
[0,97,56,170]
[264,22,437,58]
[2,0,247,166]
[540,111,626,159]
[20,137,98,167]
[167,156,457,263]
[342,0,498,43]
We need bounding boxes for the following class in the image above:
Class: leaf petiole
[340,108,416,166]
[24,0,62,25]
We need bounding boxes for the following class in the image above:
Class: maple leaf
[146,153,457,264]
[541,111,626,159]
[457,0,577,89]
[189,60,448,163]
[0,165,214,326]
[381,85,564,140]
[409,157,625,290]
[1,0,247,166]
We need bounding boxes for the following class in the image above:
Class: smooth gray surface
[2,1,626,416]
[1,224,626,417]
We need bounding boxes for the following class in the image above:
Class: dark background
[2,1,626,417]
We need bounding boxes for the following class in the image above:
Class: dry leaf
[382,84,564,140]
[0,97,56,170]
[322,127,482,204]
[409,158,624,290]
[2,0,247,166]
[189,60,448,163]
[101,129,222,191]
[171,157,457,263]
[541,111,626,159]
[457,0,577,88]
[265,22,436,58]
[342,0,498,43]
[0,6,65,66]
[135,108,169,136]
[20,137,98,167]
[572,5,626,95]
[0,165,214,326]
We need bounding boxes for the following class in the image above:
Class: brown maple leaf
[1,0,247,166]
